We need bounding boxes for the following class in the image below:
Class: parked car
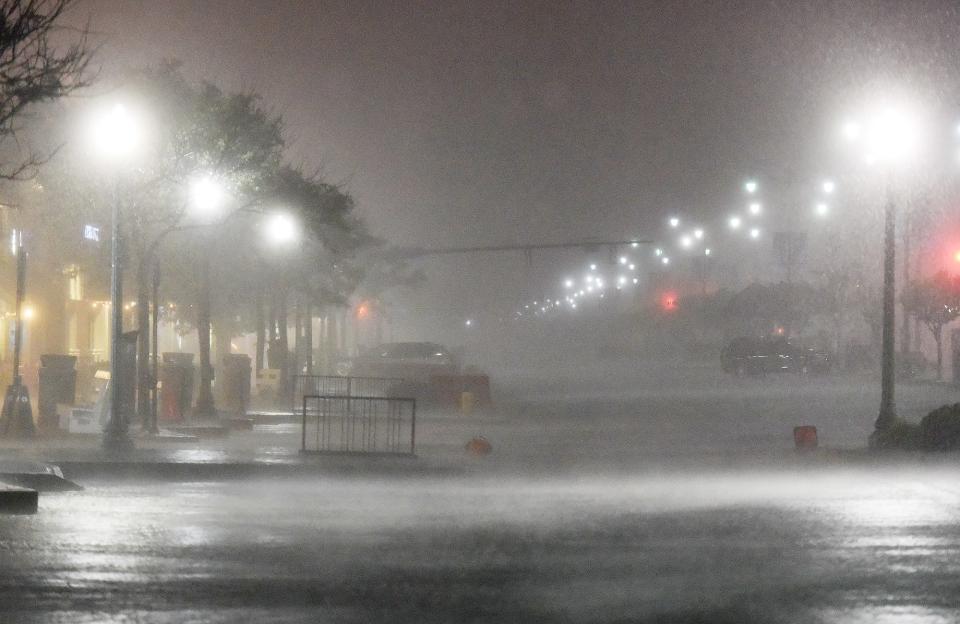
[340,342,460,384]
[721,336,831,376]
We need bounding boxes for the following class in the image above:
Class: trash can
[160,352,195,423]
[38,354,77,430]
[219,354,251,416]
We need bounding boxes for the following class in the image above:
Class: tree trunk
[293,295,303,377]
[277,292,289,395]
[195,246,215,416]
[304,300,313,375]
[327,310,338,369]
[267,297,278,369]
[150,264,160,433]
[255,287,265,374]
[212,318,231,405]
[901,209,912,356]
[136,256,151,426]
[935,326,943,381]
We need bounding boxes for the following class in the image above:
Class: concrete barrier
[0,483,38,514]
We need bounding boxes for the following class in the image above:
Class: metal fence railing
[292,375,403,412]
[301,395,416,456]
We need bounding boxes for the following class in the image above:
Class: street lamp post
[842,106,922,441]
[89,103,143,451]
[189,175,228,419]
[103,178,131,450]
[876,182,898,431]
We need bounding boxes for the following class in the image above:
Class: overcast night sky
[64,0,960,332]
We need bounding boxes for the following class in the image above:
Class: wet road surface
[3,363,960,622]
[3,468,960,623]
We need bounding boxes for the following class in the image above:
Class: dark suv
[721,336,830,376]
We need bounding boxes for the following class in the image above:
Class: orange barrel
[793,425,818,450]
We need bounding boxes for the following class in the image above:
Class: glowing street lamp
[749,202,762,216]
[265,212,299,247]
[189,174,228,220]
[190,173,230,418]
[87,102,148,451]
[693,228,704,240]
[729,216,742,230]
[814,202,829,217]
[668,217,680,228]
[749,227,760,239]
[564,279,573,289]
[822,180,836,194]
[841,103,924,436]
[744,179,758,194]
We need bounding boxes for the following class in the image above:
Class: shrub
[871,419,920,451]
[920,403,960,451]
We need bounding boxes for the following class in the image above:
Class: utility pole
[0,232,34,437]
[103,180,132,451]
[874,186,898,434]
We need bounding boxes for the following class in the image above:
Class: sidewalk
[0,420,463,483]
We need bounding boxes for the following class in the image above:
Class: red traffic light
[660,292,678,312]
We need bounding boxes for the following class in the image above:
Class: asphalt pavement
[2,361,960,623]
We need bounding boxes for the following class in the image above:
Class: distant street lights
[842,104,923,437]
[87,103,146,451]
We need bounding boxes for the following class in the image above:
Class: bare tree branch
[0,0,94,181]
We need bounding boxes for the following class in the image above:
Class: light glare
[265,213,298,246]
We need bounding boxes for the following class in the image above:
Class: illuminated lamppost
[263,211,300,393]
[189,174,229,418]
[842,106,922,437]
[88,103,144,451]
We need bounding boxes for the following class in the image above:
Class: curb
[54,457,463,482]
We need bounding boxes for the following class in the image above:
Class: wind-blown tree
[118,63,285,419]
[27,62,285,421]
[244,166,371,390]
[902,271,960,380]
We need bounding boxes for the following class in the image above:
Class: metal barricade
[292,375,403,412]
[301,395,416,456]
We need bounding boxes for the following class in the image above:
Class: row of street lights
[87,102,302,450]
[510,99,931,446]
